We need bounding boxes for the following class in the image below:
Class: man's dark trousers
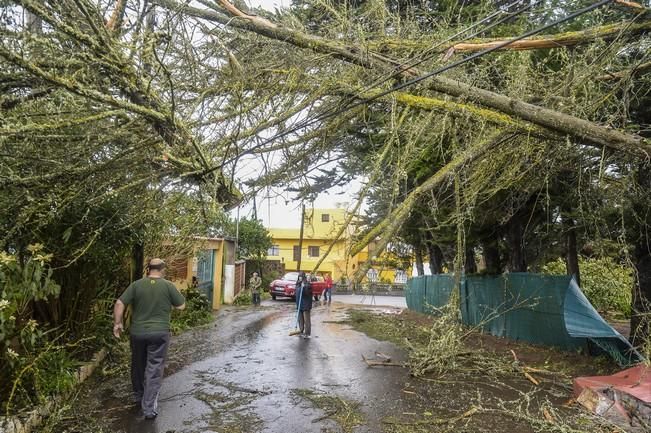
[130,332,170,417]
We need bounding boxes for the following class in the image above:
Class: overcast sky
[224,1,362,229]
[247,0,290,12]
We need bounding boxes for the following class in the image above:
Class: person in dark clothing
[295,271,313,338]
[113,258,186,420]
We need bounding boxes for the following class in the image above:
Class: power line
[355,0,540,102]
[215,1,535,171]
[204,0,615,177]
[379,0,614,98]
[282,0,540,149]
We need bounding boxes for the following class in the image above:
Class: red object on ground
[574,365,651,428]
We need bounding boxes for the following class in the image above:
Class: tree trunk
[465,248,477,274]
[631,252,651,347]
[106,0,128,33]
[630,164,651,346]
[451,20,651,52]
[506,215,527,272]
[352,131,507,256]
[598,61,651,81]
[481,232,502,275]
[428,243,444,274]
[563,215,581,287]
[415,245,425,276]
[160,0,650,157]
[368,19,651,53]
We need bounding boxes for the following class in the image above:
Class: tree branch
[155,0,650,158]
[369,20,651,53]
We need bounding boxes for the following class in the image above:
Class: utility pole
[297,203,305,271]
[252,191,257,220]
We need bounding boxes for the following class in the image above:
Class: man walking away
[249,271,262,306]
[113,258,185,420]
[295,271,313,338]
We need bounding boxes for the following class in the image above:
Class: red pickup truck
[269,272,326,301]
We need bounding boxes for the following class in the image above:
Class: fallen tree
[368,19,651,53]
[154,0,650,158]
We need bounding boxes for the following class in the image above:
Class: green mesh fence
[406,273,642,366]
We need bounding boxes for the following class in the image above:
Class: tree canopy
[1,1,651,403]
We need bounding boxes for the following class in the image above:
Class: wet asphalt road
[99,298,411,433]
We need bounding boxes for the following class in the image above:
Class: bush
[233,290,253,305]
[1,246,66,412]
[170,286,213,334]
[33,350,78,398]
[541,257,633,318]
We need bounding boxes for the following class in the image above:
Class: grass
[345,309,430,348]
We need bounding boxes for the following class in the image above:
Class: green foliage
[0,247,78,411]
[541,257,633,318]
[33,350,78,398]
[170,286,213,334]
[233,290,253,305]
[232,218,273,260]
[0,0,649,416]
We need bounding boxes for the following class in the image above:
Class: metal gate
[196,249,214,303]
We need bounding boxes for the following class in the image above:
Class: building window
[321,213,330,222]
[293,245,301,262]
[308,246,320,257]
[267,245,280,256]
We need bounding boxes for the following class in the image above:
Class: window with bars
[321,213,330,222]
[308,246,320,257]
[267,245,280,256]
[293,245,301,261]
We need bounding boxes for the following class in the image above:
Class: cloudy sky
[248,0,290,11]
[227,0,362,229]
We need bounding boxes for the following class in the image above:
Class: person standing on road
[249,271,262,306]
[323,273,333,304]
[113,258,186,420]
[295,271,313,338]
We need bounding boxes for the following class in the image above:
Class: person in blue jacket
[295,271,313,338]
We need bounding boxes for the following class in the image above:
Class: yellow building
[266,208,409,284]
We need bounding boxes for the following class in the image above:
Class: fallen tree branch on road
[382,406,479,426]
[361,354,404,367]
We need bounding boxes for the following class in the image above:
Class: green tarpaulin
[406,273,642,366]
